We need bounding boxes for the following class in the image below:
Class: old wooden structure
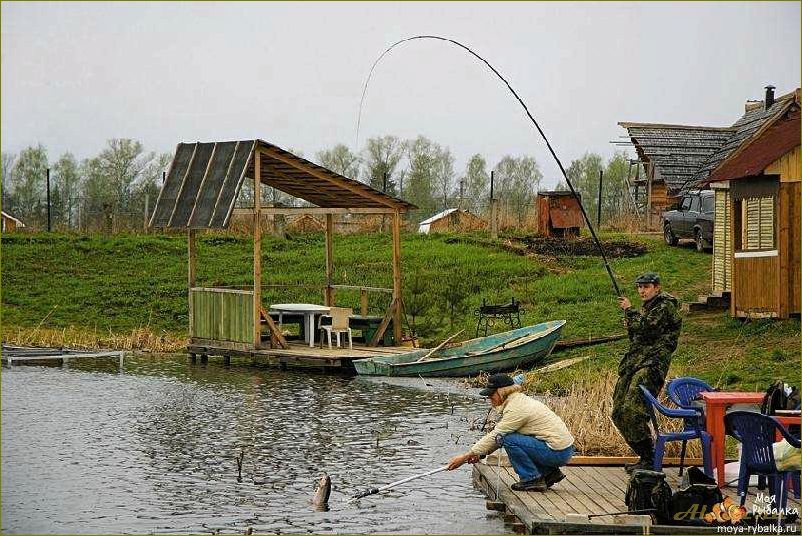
[473,454,800,534]
[1,211,24,232]
[536,191,583,238]
[618,122,734,229]
[417,208,487,234]
[703,88,800,318]
[149,139,415,369]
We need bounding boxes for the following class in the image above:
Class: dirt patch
[514,235,648,258]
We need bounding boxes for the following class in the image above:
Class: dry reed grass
[3,325,185,353]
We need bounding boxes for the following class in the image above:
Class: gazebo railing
[190,287,254,343]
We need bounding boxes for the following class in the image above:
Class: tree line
[1,135,637,232]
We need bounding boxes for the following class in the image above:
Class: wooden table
[270,304,330,347]
[700,391,801,487]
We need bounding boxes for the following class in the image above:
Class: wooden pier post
[325,213,334,306]
[391,210,403,343]
[188,229,196,338]
[253,150,262,349]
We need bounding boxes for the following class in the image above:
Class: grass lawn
[2,230,799,390]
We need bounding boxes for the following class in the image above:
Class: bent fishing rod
[356,35,622,297]
[346,465,449,503]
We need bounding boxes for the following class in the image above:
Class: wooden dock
[2,345,124,368]
[187,338,411,371]
[472,455,801,534]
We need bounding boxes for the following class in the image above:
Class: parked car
[662,190,714,252]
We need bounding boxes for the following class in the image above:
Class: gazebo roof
[150,139,415,229]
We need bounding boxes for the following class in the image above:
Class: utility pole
[458,177,464,210]
[597,168,603,228]
[46,168,51,232]
[144,192,150,233]
[490,170,495,236]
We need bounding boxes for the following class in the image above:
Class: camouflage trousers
[611,367,666,448]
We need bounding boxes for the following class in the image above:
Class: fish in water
[311,473,331,510]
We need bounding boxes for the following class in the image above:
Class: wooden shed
[703,88,800,318]
[418,208,487,234]
[1,211,24,232]
[149,139,416,368]
[536,191,583,238]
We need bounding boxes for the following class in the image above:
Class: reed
[3,325,185,353]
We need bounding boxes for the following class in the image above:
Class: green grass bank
[2,231,799,390]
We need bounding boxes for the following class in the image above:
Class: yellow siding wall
[712,190,732,293]
[765,145,801,182]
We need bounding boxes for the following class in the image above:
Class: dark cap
[479,374,515,396]
[635,272,661,285]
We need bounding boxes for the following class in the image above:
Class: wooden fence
[190,287,254,343]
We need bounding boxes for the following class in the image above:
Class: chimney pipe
[764,85,776,110]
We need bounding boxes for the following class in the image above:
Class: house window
[738,196,775,250]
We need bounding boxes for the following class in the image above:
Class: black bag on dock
[668,467,723,526]
[625,469,672,523]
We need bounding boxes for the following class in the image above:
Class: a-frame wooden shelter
[150,139,414,367]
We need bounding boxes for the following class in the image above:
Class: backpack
[668,467,724,526]
[761,380,800,414]
[625,469,673,523]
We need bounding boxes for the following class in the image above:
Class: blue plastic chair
[725,410,801,517]
[639,385,714,477]
[667,377,715,475]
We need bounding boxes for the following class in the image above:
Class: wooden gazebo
[150,139,415,367]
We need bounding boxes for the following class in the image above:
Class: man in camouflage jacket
[612,272,682,473]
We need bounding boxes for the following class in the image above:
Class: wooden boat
[353,320,565,377]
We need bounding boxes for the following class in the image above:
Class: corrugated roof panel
[209,141,254,228]
[188,141,238,228]
[169,143,215,228]
[150,143,196,227]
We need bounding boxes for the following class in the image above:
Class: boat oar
[346,465,449,503]
[415,330,464,362]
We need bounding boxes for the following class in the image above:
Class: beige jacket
[469,385,574,456]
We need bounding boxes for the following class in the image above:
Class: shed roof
[618,122,735,194]
[620,88,800,194]
[692,89,799,185]
[418,208,459,226]
[150,139,415,229]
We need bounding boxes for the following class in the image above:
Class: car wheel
[695,229,705,252]
[664,224,678,246]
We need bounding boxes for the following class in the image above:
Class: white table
[269,304,331,347]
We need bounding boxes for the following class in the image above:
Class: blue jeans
[501,433,574,480]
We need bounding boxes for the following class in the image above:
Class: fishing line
[356,35,622,297]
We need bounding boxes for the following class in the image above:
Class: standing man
[447,374,575,492]
[613,272,682,473]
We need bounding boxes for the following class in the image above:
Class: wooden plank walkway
[2,345,124,367]
[473,457,801,534]
[187,339,411,371]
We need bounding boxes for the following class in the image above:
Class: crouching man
[447,374,575,492]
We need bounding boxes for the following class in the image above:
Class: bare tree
[464,154,489,212]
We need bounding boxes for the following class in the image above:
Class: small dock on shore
[472,454,801,534]
[2,345,125,368]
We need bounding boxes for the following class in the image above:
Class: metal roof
[150,139,415,229]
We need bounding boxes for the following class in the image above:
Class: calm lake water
[1,356,507,534]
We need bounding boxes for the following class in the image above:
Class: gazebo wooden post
[253,149,262,349]
[325,213,334,306]
[188,229,196,338]
[391,210,403,343]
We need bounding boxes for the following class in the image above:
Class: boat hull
[353,320,565,377]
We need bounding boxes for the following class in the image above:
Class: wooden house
[418,208,487,234]
[149,139,416,369]
[701,87,800,318]
[536,191,583,238]
[1,211,24,232]
[286,213,325,233]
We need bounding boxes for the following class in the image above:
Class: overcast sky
[2,1,800,188]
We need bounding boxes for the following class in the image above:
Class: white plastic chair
[319,307,353,349]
